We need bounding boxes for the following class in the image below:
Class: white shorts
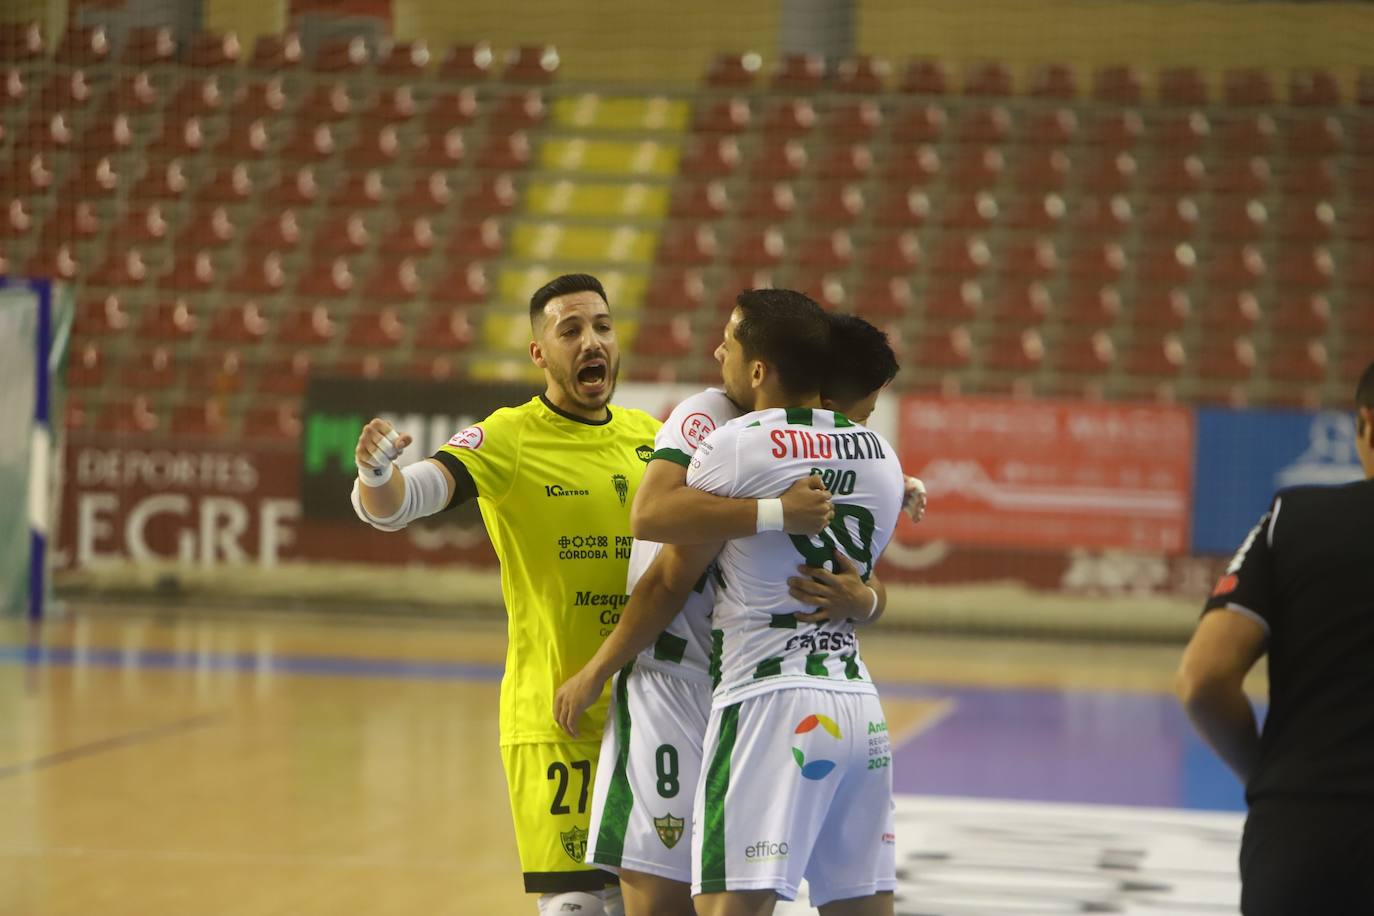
[585,661,713,883]
[691,687,896,906]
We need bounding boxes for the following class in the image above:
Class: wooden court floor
[0,604,1231,916]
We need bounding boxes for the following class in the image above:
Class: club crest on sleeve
[1211,574,1239,597]
[681,412,715,449]
[447,426,484,450]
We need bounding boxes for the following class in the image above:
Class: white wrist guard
[357,428,403,487]
[351,460,451,532]
[756,497,784,533]
[863,585,880,621]
[357,460,394,487]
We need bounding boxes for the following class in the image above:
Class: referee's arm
[1177,610,1266,781]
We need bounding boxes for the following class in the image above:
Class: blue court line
[0,645,505,682]
[0,712,225,780]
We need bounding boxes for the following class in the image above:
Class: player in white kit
[556,292,907,915]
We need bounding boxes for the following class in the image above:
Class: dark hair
[1358,359,1374,434]
[529,273,608,326]
[823,314,899,404]
[734,288,830,397]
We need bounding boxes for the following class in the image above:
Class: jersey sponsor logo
[636,444,654,463]
[654,813,685,849]
[612,473,628,507]
[557,534,609,560]
[559,825,589,863]
[681,412,716,449]
[744,839,789,861]
[1211,573,1239,597]
[792,713,842,780]
[545,484,591,497]
[769,429,886,462]
[447,426,484,450]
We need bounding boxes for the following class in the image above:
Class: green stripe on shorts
[591,661,635,867]
[753,657,782,679]
[701,703,740,894]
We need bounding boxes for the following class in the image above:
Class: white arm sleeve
[350,460,452,532]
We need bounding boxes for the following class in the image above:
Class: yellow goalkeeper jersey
[435,394,660,746]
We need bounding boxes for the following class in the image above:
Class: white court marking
[776,794,1243,915]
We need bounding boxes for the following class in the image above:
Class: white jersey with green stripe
[627,388,742,684]
[686,406,904,708]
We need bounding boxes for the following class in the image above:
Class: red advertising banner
[897,397,1194,553]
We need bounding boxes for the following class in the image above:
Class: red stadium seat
[728,226,786,269]
[1151,111,1210,152]
[851,277,914,320]
[1122,333,1188,380]
[363,260,424,303]
[770,53,825,91]
[1267,339,1329,385]
[377,40,430,76]
[1085,110,1143,151]
[680,137,741,177]
[313,212,371,255]
[1268,294,1331,335]
[1209,198,1267,243]
[1129,288,1190,332]
[186,30,241,69]
[208,300,270,343]
[1147,155,1205,194]
[827,99,884,140]
[871,186,931,227]
[104,70,160,114]
[170,401,229,439]
[645,269,707,313]
[345,124,402,169]
[246,210,303,251]
[1093,66,1144,104]
[257,352,313,395]
[503,45,560,84]
[365,86,418,123]
[890,104,946,144]
[1066,242,1128,284]
[68,343,106,388]
[1290,69,1341,107]
[346,307,406,349]
[982,328,1046,375]
[941,192,999,230]
[880,145,941,185]
[265,167,320,209]
[900,58,951,95]
[1195,337,1257,383]
[634,314,694,358]
[1004,193,1066,232]
[380,218,436,256]
[1061,284,1123,325]
[277,305,337,345]
[760,98,816,136]
[912,326,973,371]
[122,26,177,67]
[1053,330,1117,378]
[413,310,476,351]
[1159,67,1209,105]
[94,397,160,435]
[692,98,751,135]
[86,248,152,288]
[171,76,228,118]
[231,77,290,121]
[1274,247,1336,292]
[1021,108,1078,146]
[431,263,490,306]
[1137,242,1198,286]
[833,56,889,94]
[798,230,854,272]
[806,183,865,225]
[250,32,303,71]
[296,257,355,298]
[706,52,760,89]
[159,251,218,292]
[0,21,44,63]
[947,147,1003,191]
[475,130,532,171]
[965,61,1013,96]
[992,281,1053,325]
[1223,68,1276,106]
[670,181,729,221]
[999,237,1058,281]
[447,219,505,260]
[404,172,458,213]
[228,252,288,296]
[1079,150,1137,194]
[121,347,178,390]
[930,235,991,279]
[1197,290,1261,333]
[215,117,274,161]
[1288,115,1344,156]
[862,230,922,276]
[1071,195,1132,239]
[1217,113,1276,155]
[1014,149,1070,191]
[490,90,547,130]
[55,25,112,67]
[1030,63,1078,99]
[815,145,872,182]
[177,206,238,251]
[73,294,130,338]
[1282,160,1337,200]
[1213,157,1271,196]
[327,171,385,210]
[426,89,481,130]
[956,105,1013,145]
[749,140,807,180]
[658,223,719,266]
[440,43,494,82]
[1276,200,1336,242]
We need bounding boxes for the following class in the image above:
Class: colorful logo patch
[792,713,842,780]
[636,444,654,463]
[559,825,588,863]
[654,813,685,849]
[447,426,484,450]
[681,412,716,448]
[1211,574,1239,597]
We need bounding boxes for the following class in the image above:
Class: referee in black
[1177,358,1374,914]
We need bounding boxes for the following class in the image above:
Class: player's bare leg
[818,891,894,916]
[619,870,694,916]
[693,889,775,916]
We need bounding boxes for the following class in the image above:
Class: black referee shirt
[1203,478,1374,803]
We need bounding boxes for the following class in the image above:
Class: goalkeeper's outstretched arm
[351,417,458,531]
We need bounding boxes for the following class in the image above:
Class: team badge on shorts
[653,813,685,849]
[560,825,589,862]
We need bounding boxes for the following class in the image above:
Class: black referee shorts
[1240,797,1374,915]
